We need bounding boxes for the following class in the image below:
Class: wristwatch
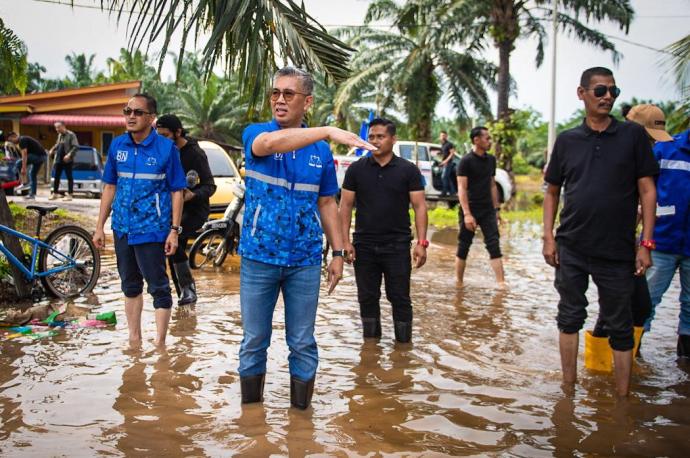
[417,239,429,248]
[170,225,183,234]
[332,250,344,257]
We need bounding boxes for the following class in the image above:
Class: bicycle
[0,204,101,299]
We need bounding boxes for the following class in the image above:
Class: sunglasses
[123,107,152,117]
[270,89,310,102]
[589,85,621,98]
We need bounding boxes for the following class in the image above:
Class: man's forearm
[253,127,331,156]
[171,190,183,226]
[413,202,428,241]
[639,180,656,241]
[319,197,343,250]
[339,204,353,243]
[543,190,560,238]
[458,187,471,215]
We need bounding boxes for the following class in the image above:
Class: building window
[102,132,114,155]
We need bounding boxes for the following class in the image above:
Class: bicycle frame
[0,224,79,281]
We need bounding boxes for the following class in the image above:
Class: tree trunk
[496,40,512,121]
[0,190,32,300]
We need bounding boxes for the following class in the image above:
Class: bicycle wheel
[39,225,101,298]
[189,230,227,269]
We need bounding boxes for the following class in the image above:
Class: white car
[334,141,513,203]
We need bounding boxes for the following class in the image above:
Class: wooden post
[0,190,32,300]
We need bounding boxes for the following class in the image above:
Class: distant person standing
[93,93,186,347]
[156,114,217,306]
[455,126,505,287]
[439,130,456,197]
[49,121,79,201]
[339,118,428,343]
[543,67,659,397]
[7,132,46,199]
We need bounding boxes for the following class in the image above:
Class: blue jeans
[238,257,321,381]
[644,250,690,335]
[17,156,44,196]
[441,163,456,196]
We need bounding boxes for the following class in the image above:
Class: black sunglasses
[123,107,152,117]
[589,85,621,98]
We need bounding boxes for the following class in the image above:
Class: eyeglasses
[270,89,310,102]
[589,85,621,98]
[123,107,152,117]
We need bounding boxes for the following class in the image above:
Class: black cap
[155,114,183,132]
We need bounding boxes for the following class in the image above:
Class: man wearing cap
[543,67,659,397]
[156,114,216,306]
[628,105,690,358]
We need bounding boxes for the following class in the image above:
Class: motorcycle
[188,181,245,269]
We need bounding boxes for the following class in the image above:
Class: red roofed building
[0,81,141,154]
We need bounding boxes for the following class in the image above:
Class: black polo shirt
[545,117,659,261]
[456,150,496,208]
[18,136,46,158]
[342,154,424,244]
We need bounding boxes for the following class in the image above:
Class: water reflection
[0,226,688,456]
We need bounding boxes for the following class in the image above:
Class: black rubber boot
[362,317,382,338]
[174,261,197,306]
[394,320,412,343]
[677,334,690,358]
[240,374,265,404]
[290,376,315,410]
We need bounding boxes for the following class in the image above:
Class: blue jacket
[653,129,690,256]
[103,130,186,245]
[239,120,338,266]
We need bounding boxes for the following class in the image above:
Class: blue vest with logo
[103,130,186,244]
[239,120,339,266]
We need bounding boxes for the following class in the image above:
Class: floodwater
[1,223,689,457]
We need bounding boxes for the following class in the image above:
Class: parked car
[198,140,243,219]
[51,146,104,198]
[334,141,513,203]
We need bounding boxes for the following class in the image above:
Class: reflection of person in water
[111,352,205,455]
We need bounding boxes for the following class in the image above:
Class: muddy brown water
[1,224,689,457]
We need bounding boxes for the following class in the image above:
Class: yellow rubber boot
[584,330,613,372]
[632,326,644,363]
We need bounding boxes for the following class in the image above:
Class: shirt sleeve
[456,155,470,177]
[242,123,265,164]
[408,164,424,191]
[167,144,187,191]
[102,142,118,185]
[342,161,357,192]
[319,146,339,196]
[18,137,28,150]
[491,155,497,176]
[634,127,660,178]
[544,136,563,186]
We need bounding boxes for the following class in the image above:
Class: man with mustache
[542,67,659,397]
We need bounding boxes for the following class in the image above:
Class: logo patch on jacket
[116,150,128,162]
[146,156,158,166]
[309,155,322,168]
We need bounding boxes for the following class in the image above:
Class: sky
[2,0,688,123]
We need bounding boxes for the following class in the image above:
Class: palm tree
[334,0,495,141]
[106,48,155,82]
[663,34,690,132]
[447,0,634,120]
[174,74,248,145]
[97,0,353,103]
[65,52,102,87]
[0,18,28,95]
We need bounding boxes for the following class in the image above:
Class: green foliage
[0,18,28,95]
[9,202,26,219]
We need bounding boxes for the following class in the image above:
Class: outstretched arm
[252,126,375,157]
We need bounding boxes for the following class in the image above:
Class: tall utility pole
[547,0,558,163]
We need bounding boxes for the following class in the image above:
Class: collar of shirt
[579,116,619,136]
[366,154,399,168]
[125,128,158,147]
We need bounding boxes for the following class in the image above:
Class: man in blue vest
[239,67,375,409]
[93,93,186,348]
[640,124,690,358]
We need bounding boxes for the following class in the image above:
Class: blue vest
[239,120,338,266]
[653,130,690,256]
[103,130,186,244]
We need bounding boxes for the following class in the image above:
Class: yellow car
[198,140,243,219]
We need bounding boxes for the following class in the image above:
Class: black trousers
[353,242,412,323]
[53,161,73,194]
[457,206,502,259]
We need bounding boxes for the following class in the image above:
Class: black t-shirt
[342,154,424,245]
[18,136,46,158]
[179,138,217,233]
[456,151,496,208]
[545,117,659,261]
[441,140,454,160]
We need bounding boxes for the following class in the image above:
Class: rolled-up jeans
[238,257,321,381]
[644,250,690,335]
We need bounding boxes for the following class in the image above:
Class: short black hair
[440,130,448,135]
[273,66,314,94]
[7,131,18,138]
[469,126,488,142]
[620,103,632,119]
[369,117,396,136]
[132,93,157,114]
[580,67,614,88]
